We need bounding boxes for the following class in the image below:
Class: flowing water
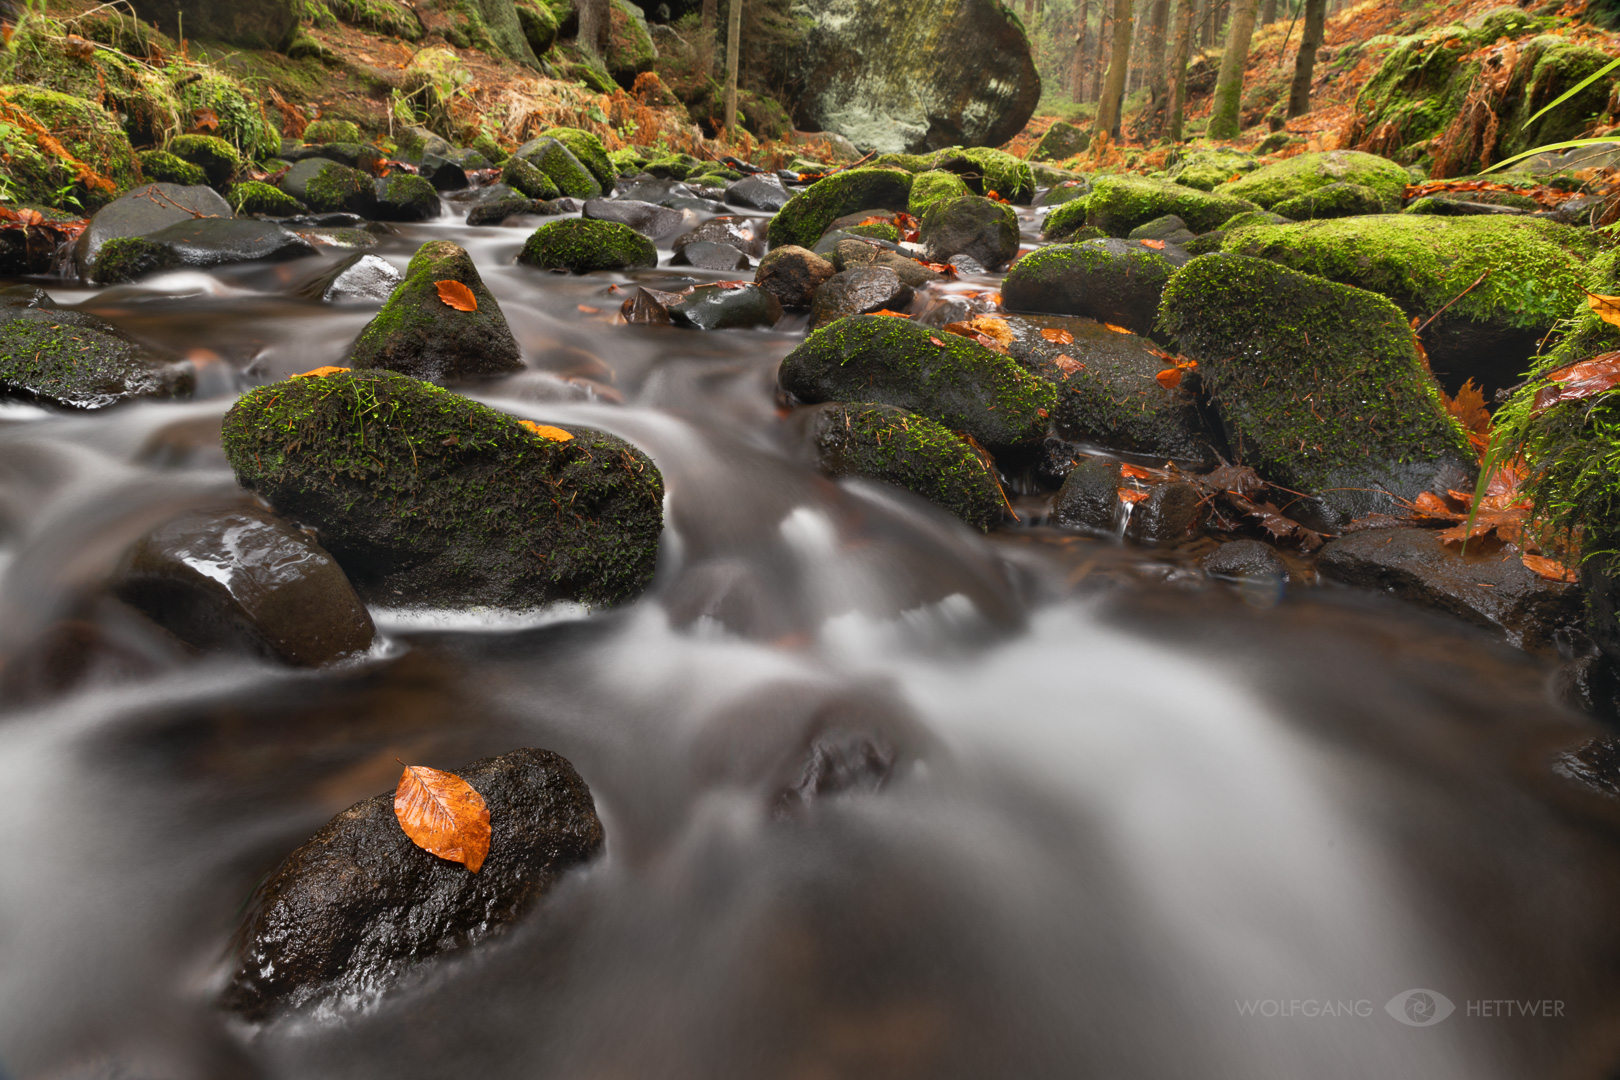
[4,196,1620,1079]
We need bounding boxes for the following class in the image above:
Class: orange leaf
[435,280,478,312]
[1040,327,1075,344]
[1156,367,1184,389]
[1053,353,1083,376]
[1532,351,1620,412]
[577,304,601,314]
[394,763,491,873]
[1522,553,1579,583]
[1412,491,1454,517]
[1119,462,1163,480]
[871,309,911,317]
[1587,291,1620,329]
[1102,323,1132,335]
[1117,487,1149,505]
[292,365,350,378]
[1440,378,1491,438]
[1138,239,1166,250]
[519,419,574,442]
[929,336,945,346]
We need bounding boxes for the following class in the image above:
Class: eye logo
[1385,989,1456,1027]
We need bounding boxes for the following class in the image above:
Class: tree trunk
[723,0,742,134]
[1071,0,1090,103]
[1144,0,1170,132]
[1167,0,1195,140]
[1206,0,1259,139]
[1094,0,1135,140]
[1260,0,1276,23]
[1286,0,1325,116]
[578,0,609,61]
[701,0,718,74]
[1091,4,1110,101]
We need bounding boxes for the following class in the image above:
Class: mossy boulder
[172,73,280,160]
[221,370,663,610]
[515,1,559,54]
[536,128,616,192]
[1030,120,1089,163]
[602,0,657,85]
[329,0,425,39]
[767,167,915,250]
[1165,148,1259,191]
[92,237,183,284]
[280,158,379,216]
[502,156,562,199]
[1159,254,1474,525]
[302,119,363,144]
[1222,214,1597,394]
[0,87,140,212]
[137,150,207,187]
[0,301,188,408]
[908,170,971,217]
[518,219,658,273]
[918,195,1019,271]
[928,146,1037,204]
[513,137,602,199]
[372,174,440,221]
[349,240,521,380]
[1543,250,1620,370]
[1003,239,1184,340]
[1220,150,1408,212]
[1270,181,1387,220]
[1039,195,1091,241]
[791,402,1005,530]
[1084,174,1259,237]
[166,135,244,190]
[778,314,1057,453]
[230,180,305,216]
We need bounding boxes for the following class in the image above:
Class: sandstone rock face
[782,0,1040,154]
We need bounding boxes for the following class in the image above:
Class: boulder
[809,268,914,329]
[1318,527,1581,649]
[1220,149,1408,211]
[1123,480,1204,545]
[466,196,550,226]
[222,370,665,609]
[582,197,684,240]
[517,218,658,273]
[74,182,232,278]
[302,119,363,144]
[918,195,1019,271]
[1271,181,1388,220]
[778,314,1057,453]
[229,180,305,216]
[931,146,1037,204]
[224,748,601,1019]
[502,156,562,199]
[113,504,375,667]
[1159,254,1474,526]
[781,0,1039,154]
[789,401,1005,530]
[673,217,762,256]
[1127,214,1196,246]
[96,218,316,280]
[349,240,522,380]
[1030,120,1089,162]
[513,137,602,199]
[1164,147,1258,191]
[668,283,783,329]
[166,134,243,189]
[726,173,792,211]
[1082,174,1260,236]
[1202,539,1288,581]
[767,167,914,249]
[908,169,972,217]
[831,240,947,288]
[1002,239,1186,339]
[533,127,616,191]
[1052,456,1125,532]
[299,252,403,303]
[136,150,207,187]
[125,0,297,49]
[372,174,440,221]
[755,245,835,310]
[281,159,379,216]
[0,87,140,212]
[673,241,751,270]
[0,298,189,409]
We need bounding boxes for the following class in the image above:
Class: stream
[3,194,1620,1079]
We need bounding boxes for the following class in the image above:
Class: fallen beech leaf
[1102,323,1132,334]
[1138,239,1166,250]
[1040,327,1075,344]
[435,280,478,312]
[519,419,574,442]
[1156,368,1184,389]
[293,366,350,378]
[1588,291,1620,329]
[929,336,945,346]
[1119,462,1164,480]
[1053,353,1083,376]
[871,309,911,317]
[1118,487,1149,505]
[1522,553,1579,583]
[394,763,491,873]
[716,280,750,290]
[985,292,1002,307]
[577,304,601,314]
[1532,351,1620,412]
[965,316,1013,345]
[190,106,219,132]
[1412,491,1454,516]
[1441,378,1492,447]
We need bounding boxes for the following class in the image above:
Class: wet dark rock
[673,217,760,257]
[726,173,791,211]
[224,747,602,1020]
[789,401,1004,530]
[668,283,783,330]
[755,245,835,310]
[1052,457,1124,532]
[501,156,561,200]
[1003,239,1185,340]
[1123,481,1203,544]
[73,182,231,278]
[299,252,403,303]
[674,240,752,270]
[812,228,909,259]
[1202,539,1288,580]
[113,504,375,667]
[371,175,440,222]
[780,313,1056,453]
[103,218,317,278]
[809,267,914,329]
[222,370,664,609]
[948,254,986,275]
[582,197,684,239]
[349,240,521,381]
[832,239,947,288]
[0,301,189,409]
[136,414,228,469]
[518,218,658,273]
[465,197,547,227]
[919,195,1019,270]
[619,286,680,325]
[280,159,378,217]
[1127,214,1196,246]
[419,154,470,191]
[0,206,76,275]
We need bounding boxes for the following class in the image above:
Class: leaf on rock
[1532,351,1620,413]
[1587,291,1620,329]
[519,419,573,442]
[1117,486,1149,505]
[871,309,912,317]
[1138,239,1166,250]
[1522,553,1579,583]
[1040,327,1075,344]
[1053,353,1084,376]
[394,763,491,873]
[1102,323,1132,335]
[435,280,478,312]
[292,366,351,378]
[1156,367,1184,389]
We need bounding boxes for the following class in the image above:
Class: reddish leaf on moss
[1040,328,1075,344]
[435,280,478,312]
[394,763,491,873]
[1138,239,1167,250]
[293,366,351,378]
[871,309,912,317]
[1532,351,1620,413]
[519,419,573,442]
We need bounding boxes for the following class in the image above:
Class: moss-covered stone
[643,153,701,180]
[517,218,658,273]
[372,173,440,221]
[302,119,363,144]
[514,137,601,199]
[767,167,915,250]
[220,370,663,609]
[2,22,182,149]
[795,402,1005,530]
[535,127,615,191]
[1003,239,1180,339]
[1543,250,1620,370]
[778,314,1057,453]
[1084,174,1259,237]
[931,146,1036,204]
[1159,253,1474,524]
[0,86,141,212]
[1219,150,1408,211]
[514,0,558,54]
[167,134,244,190]
[0,306,186,407]
[844,222,901,243]
[602,0,657,85]
[500,156,560,199]
[229,180,306,216]
[349,240,520,380]
[1030,120,1089,162]
[908,169,971,217]
[1270,181,1387,220]
[329,0,426,39]
[1222,214,1597,392]
[90,236,183,284]
[1041,195,1091,241]
[281,158,378,215]
[137,150,207,188]
[1039,179,1091,207]
[918,195,1019,270]
[1165,147,1259,192]
[172,73,280,160]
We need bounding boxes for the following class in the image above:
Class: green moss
[1003,241,1176,336]
[1040,179,1091,207]
[91,236,182,283]
[349,240,520,378]
[872,153,934,172]
[0,311,180,406]
[1085,174,1258,236]
[1,24,182,148]
[925,146,1036,204]
[329,0,426,39]
[1030,120,1090,163]
[1270,181,1387,220]
[137,149,207,187]
[230,180,306,215]
[502,157,561,199]
[172,73,279,159]
[1159,253,1472,517]
[518,137,601,198]
[844,222,901,243]
[643,152,701,180]
[220,369,664,609]
[806,402,1005,530]
[608,147,645,174]
[303,119,363,144]
[1166,148,1259,192]
[1041,195,1091,240]
[515,1,559,54]
[536,127,615,190]
[1220,150,1408,211]
[167,134,244,188]
[0,86,141,211]
[517,218,658,273]
[908,170,970,217]
[304,161,375,213]
[767,167,915,250]
[470,131,507,165]
[777,313,1057,452]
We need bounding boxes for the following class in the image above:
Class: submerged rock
[0,296,189,409]
[1202,538,1288,581]
[767,167,914,250]
[222,370,664,609]
[349,240,521,381]
[224,747,602,1019]
[113,504,375,667]
[674,240,752,271]
[779,314,1056,453]
[668,283,783,330]
[755,245,835,310]
[1003,239,1186,339]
